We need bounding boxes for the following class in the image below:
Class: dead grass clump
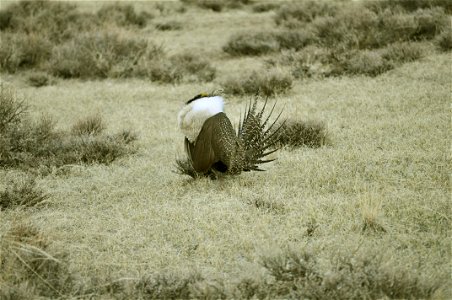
[275,120,328,148]
[0,174,47,209]
[71,115,105,136]
[222,68,293,96]
[223,32,280,56]
[0,223,73,298]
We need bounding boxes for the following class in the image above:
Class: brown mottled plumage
[177,94,283,178]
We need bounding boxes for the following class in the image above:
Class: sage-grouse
[177,93,283,178]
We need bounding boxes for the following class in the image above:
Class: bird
[176,93,283,178]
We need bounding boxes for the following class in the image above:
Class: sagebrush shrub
[275,120,328,148]
[148,53,216,83]
[435,29,452,51]
[0,84,136,171]
[97,3,152,28]
[50,30,149,78]
[0,32,52,73]
[274,0,338,28]
[155,20,182,31]
[27,72,51,87]
[222,68,293,96]
[381,42,424,63]
[275,29,316,51]
[223,32,280,56]
[252,2,280,13]
[343,50,394,76]
[256,248,443,299]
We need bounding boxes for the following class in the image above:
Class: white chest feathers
[177,96,224,143]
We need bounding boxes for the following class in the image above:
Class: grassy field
[1,1,451,298]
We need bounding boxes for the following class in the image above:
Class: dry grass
[0,1,450,298]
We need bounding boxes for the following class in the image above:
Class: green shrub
[223,32,279,56]
[275,120,328,148]
[222,68,293,96]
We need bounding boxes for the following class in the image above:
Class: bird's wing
[187,112,237,174]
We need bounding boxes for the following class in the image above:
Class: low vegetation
[224,0,449,77]
[0,1,450,299]
[0,84,136,172]
[275,120,328,148]
[0,1,215,83]
[222,68,293,96]
[0,173,47,209]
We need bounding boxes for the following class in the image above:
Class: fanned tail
[237,96,285,172]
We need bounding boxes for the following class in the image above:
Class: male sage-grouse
[176,93,283,178]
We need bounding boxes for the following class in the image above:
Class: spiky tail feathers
[175,97,284,178]
[237,97,284,172]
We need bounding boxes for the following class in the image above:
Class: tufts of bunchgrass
[0,222,74,298]
[0,173,47,210]
[71,115,105,136]
[223,31,280,56]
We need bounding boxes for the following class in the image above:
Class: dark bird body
[177,94,282,178]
